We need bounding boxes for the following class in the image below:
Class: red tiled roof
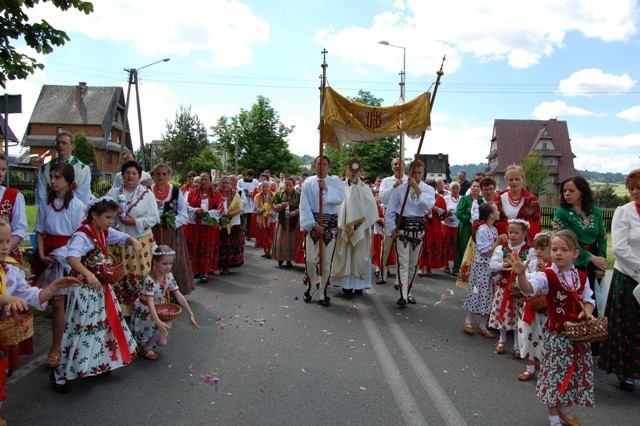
[486,119,578,182]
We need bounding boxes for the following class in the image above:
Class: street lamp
[118,58,170,170]
[379,40,406,164]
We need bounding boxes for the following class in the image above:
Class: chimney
[75,82,87,102]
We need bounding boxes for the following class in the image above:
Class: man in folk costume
[385,159,435,306]
[36,131,91,205]
[300,155,345,306]
[377,157,406,284]
[332,157,379,296]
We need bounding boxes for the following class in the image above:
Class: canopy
[320,87,431,148]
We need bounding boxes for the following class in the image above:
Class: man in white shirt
[377,157,407,285]
[237,168,260,239]
[36,131,92,205]
[385,159,435,306]
[299,155,346,306]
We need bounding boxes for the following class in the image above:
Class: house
[419,153,451,182]
[0,115,19,152]
[485,119,579,206]
[21,82,133,182]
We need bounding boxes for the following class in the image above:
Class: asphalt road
[5,245,639,425]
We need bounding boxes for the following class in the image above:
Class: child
[132,245,199,360]
[508,230,595,426]
[0,219,80,414]
[32,163,85,368]
[53,197,142,393]
[489,218,530,356]
[517,232,552,381]
[462,202,506,336]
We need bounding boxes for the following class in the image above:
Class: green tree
[325,90,399,179]
[0,0,94,88]
[211,96,297,175]
[156,105,209,179]
[593,183,621,208]
[521,152,548,197]
[72,131,96,166]
[182,147,223,180]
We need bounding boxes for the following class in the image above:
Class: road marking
[358,301,428,425]
[370,295,467,426]
[6,353,47,385]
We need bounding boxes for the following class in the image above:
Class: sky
[4,0,640,174]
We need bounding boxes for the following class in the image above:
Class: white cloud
[316,0,639,76]
[617,105,640,121]
[558,68,636,96]
[531,101,594,119]
[31,0,269,68]
[570,133,640,173]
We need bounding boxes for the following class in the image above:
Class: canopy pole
[396,56,446,221]
[317,49,329,282]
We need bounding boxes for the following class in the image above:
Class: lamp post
[118,58,170,170]
[379,40,406,164]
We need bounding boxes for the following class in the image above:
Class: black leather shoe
[620,378,635,391]
[318,297,331,307]
[199,275,208,283]
[396,297,407,306]
[278,261,283,267]
[376,277,386,285]
[286,262,293,268]
[407,295,417,304]
[354,289,363,295]
[50,371,68,393]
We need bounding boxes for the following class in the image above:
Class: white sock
[478,315,488,330]
[499,329,507,343]
[465,312,474,325]
[549,415,560,424]
[527,364,536,373]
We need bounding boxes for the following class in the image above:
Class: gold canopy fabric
[320,87,431,148]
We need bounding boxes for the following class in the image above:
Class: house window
[542,142,548,149]
[57,127,63,133]
[547,157,556,165]
[105,152,112,164]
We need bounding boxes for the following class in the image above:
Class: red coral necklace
[154,184,170,200]
[508,192,523,207]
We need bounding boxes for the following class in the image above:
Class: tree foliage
[182,147,223,180]
[157,105,210,180]
[0,0,94,88]
[593,183,622,208]
[324,90,399,180]
[521,152,548,197]
[72,131,96,166]
[210,95,298,175]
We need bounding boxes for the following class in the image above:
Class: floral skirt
[518,308,547,363]
[442,225,457,263]
[536,332,594,407]
[455,238,475,289]
[185,223,220,275]
[219,225,244,268]
[418,219,447,269]
[489,285,525,330]
[598,269,640,380]
[462,253,493,316]
[254,223,274,249]
[57,284,137,381]
[109,232,155,306]
[152,225,195,295]
[372,233,383,268]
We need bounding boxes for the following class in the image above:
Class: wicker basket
[564,302,608,344]
[0,311,34,346]
[508,282,523,298]
[95,256,125,285]
[156,287,181,321]
[526,293,548,313]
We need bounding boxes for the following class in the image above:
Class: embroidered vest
[0,187,19,222]
[543,268,587,332]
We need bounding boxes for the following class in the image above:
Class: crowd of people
[0,131,638,426]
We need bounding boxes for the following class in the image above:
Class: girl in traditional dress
[508,230,594,426]
[151,163,194,295]
[0,219,80,408]
[186,173,223,283]
[517,232,551,382]
[106,160,159,309]
[273,178,300,267]
[454,180,481,286]
[217,176,244,274]
[462,202,506,337]
[32,163,85,368]
[489,219,530,357]
[132,245,199,361]
[52,197,142,392]
[254,181,274,259]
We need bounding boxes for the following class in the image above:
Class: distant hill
[449,163,625,184]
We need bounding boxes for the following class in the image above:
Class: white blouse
[5,264,47,310]
[35,198,85,235]
[107,185,159,237]
[612,202,640,282]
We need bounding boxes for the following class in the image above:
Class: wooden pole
[396,56,446,221]
[317,49,328,283]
